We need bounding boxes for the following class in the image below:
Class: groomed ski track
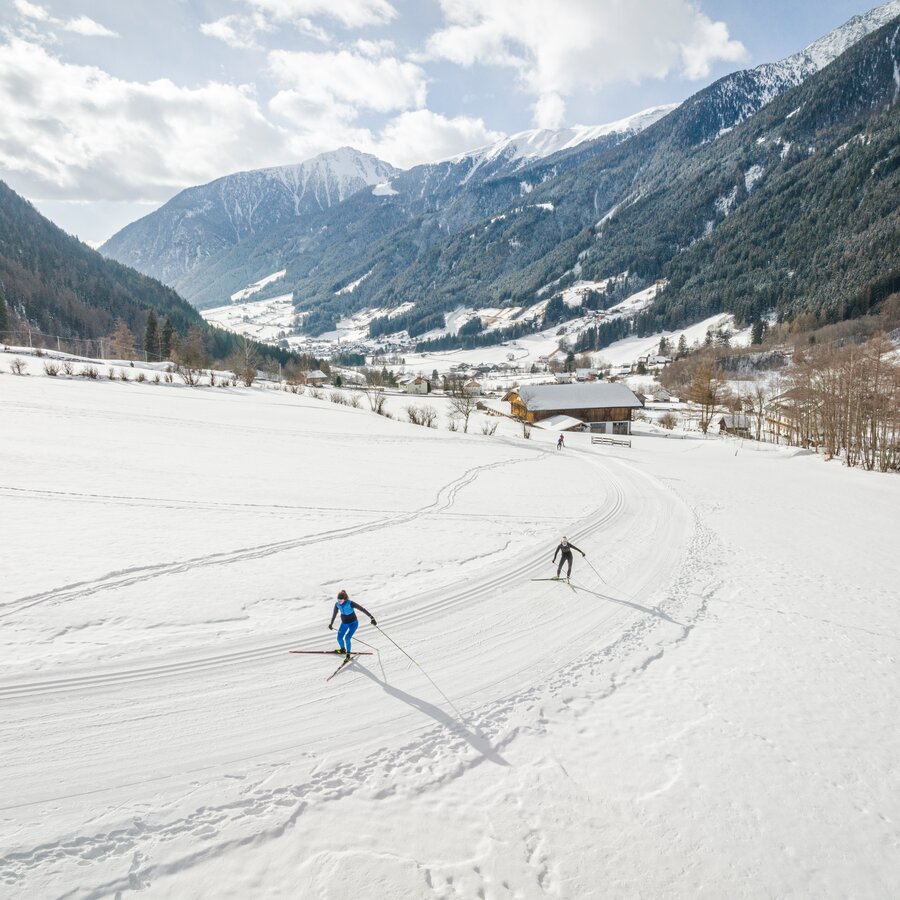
[0,376,700,896]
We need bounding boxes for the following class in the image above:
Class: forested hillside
[0,182,288,363]
[341,15,900,343]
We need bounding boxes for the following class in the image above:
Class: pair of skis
[289,649,372,681]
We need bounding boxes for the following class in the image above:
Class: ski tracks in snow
[0,450,724,897]
[0,453,540,627]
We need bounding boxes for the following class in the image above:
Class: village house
[305,369,328,386]
[464,379,483,396]
[503,383,644,435]
[401,375,430,395]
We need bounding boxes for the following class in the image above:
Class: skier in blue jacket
[328,589,376,655]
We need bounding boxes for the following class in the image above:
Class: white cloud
[13,0,50,22]
[201,12,328,49]
[268,47,427,116]
[0,35,496,213]
[374,109,503,168]
[245,0,397,29]
[62,16,118,38]
[426,0,746,127]
[0,38,293,202]
[13,1,117,37]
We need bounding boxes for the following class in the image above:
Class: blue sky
[0,0,892,242]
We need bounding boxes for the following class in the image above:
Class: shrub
[136,371,146,383]
[308,387,323,400]
[62,361,75,376]
[153,372,161,384]
[447,417,459,432]
[481,421,499,435]
[80,365,99,379]
[10,357,27,375]
[43,361,60,376]
[523,424,532,439]
[346,392,362,408]
[120,369,130,381]
[330,390,346,405]
[659,411,678,430]
[164,372,173,383]
[108,367,116,379]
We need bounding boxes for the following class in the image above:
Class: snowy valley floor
[1,373,899,899]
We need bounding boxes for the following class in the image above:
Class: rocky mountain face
[100,109,676,310]
[100,148,399,295]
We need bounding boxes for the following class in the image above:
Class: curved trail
[0,453,545,623]
[0,440,705,897]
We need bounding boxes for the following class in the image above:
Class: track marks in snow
[0,456,713,895]
[0,454,535,625]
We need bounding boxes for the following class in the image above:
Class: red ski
[326,653,365,682]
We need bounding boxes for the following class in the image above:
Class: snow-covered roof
[511,383,643,411]
[307,369,328,379]
[533,414,584,431]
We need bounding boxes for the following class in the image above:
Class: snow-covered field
[2,360,899,899]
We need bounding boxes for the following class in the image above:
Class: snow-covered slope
[100,148,398,287]
[3,360,900,897]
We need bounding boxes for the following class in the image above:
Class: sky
[0,0,890,244]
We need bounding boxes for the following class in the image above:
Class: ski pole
[584,557,607,585]
[373,624,465,721]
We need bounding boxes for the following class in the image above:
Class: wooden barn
[503,383,644,434]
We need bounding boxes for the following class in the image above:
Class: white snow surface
[229,269,286,302]
[3,365,900,898]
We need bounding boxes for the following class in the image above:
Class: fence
[591,435,631,448]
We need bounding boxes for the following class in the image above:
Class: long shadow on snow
[353,664,510,768]
[570,583,682,626]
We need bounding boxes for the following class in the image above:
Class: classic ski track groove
[0,449,609,700]
[0,453,541,624]
[0,453,708,893]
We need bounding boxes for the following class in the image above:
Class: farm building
[503,383,644,434]
[717,414,751,437]
[306,369,328,386]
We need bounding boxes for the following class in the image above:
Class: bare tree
[229,337,261,387]
[687,363,724,434]
[447,383,478,433]
[742,379,770,442]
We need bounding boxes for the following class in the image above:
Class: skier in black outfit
[553,537,585,581]
[328,589,376,655]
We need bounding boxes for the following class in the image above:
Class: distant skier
[328,589,376,655]
[557,434,565,450]
[553,537,585,581]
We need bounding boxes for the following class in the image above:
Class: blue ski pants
[337,619,359,652]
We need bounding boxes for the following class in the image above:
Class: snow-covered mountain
[100,148,398,287]
[450,105,679,169]
[677,0,900,141]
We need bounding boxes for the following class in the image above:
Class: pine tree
[0,291,8,340]
[144,311,159,360]
[658,336,670,356]
[751,319,765,345]
[160,318,175,360]
[677,334,688,358]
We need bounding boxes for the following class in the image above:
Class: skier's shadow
[571,583,682,626]
[354,664,510,768]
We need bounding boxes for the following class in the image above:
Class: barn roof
[510,383,643,411]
